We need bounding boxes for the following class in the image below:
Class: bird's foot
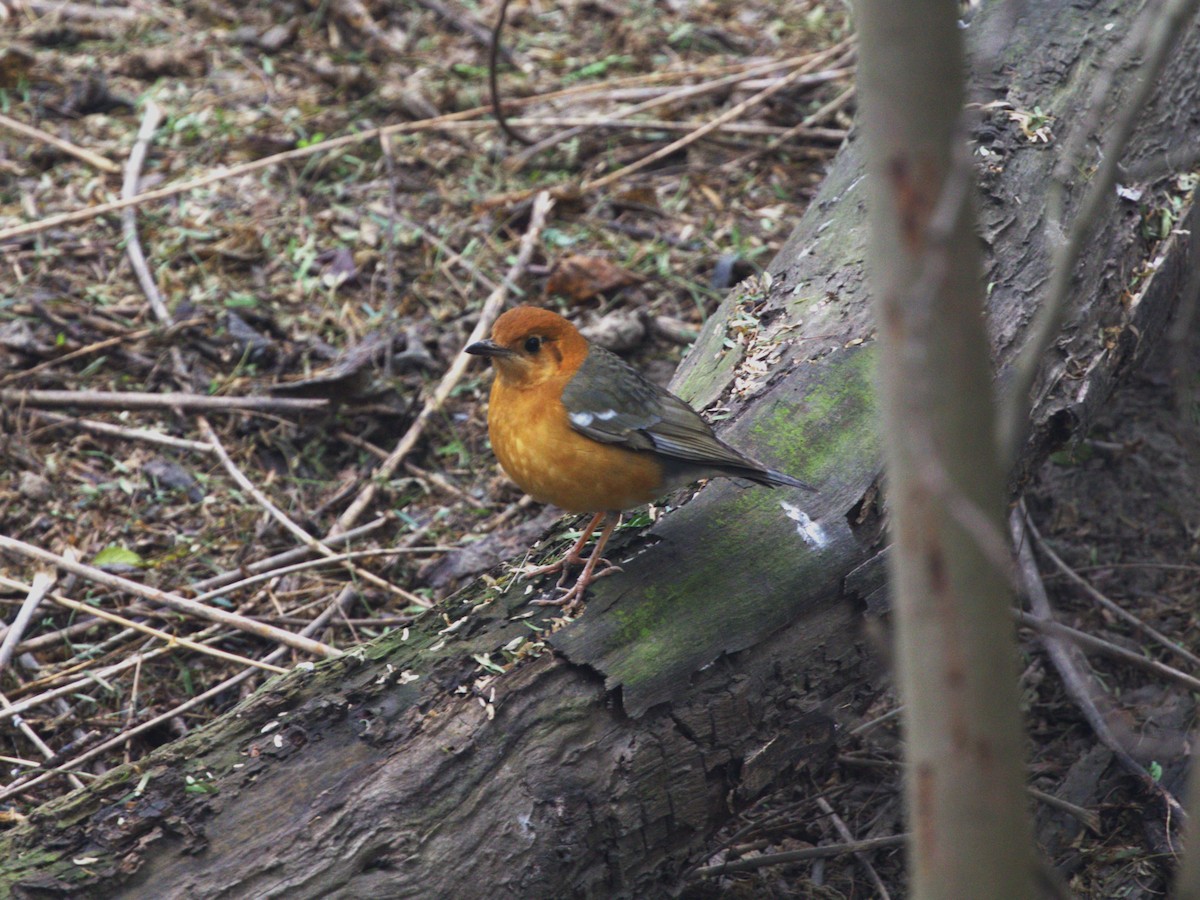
[520,554,584,581]
[530,563,624,615]
[522,555,619,586]
[574,559,621,584]
[531,585,586,616]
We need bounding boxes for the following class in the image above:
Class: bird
[466,305,815,613]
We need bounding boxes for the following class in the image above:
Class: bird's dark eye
[524,336,542,353]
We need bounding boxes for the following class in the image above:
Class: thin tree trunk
[857,0,1035,895]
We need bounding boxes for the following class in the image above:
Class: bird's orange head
[466,306,589,388]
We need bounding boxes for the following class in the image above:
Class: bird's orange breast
[487,377,664,514]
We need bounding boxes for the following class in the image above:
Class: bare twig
[692,834,907,877]
[1073,562,1200,576]
[1012,506,1186,822]
[0,388,327,413]
[723,84,856,169]
[124,654,143,765]
[378,132,400,365]
[1024,515,1200,670]
[500,115,844,139]
[0,112,121,174]
[1026,786,1101,834]
[0,755,41,768]
[0,534,340,658]
[505,50,845,170]
[0,580,91,793]
[0,653,267,803]
[27,409,214,452]
[197,418,426,607]
[332,190,554,534]
[121,102,170,324]
[1014,611,1200,694]
[189,517,391,594]
[119,102,193,396]
[0,641,178,723]
[404,460,487,508]
[252,615,414,628]
[840,750,1100,834]
[12,612,107,655]
[291,586,359,644]
[815,796,892,900]
[0,688,87,791]
[849,705,904,736]
[38,588,290,675]
[581,65,855,195]
[0,323,183,388]
[191,547,450,606]
[0,571,54,674]
[488,0,532,145]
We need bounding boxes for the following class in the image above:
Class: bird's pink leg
[531,513,622,613]
[522,511,604,577]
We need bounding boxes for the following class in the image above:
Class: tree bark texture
[857,0,1036,895]
[3,2,1199,896]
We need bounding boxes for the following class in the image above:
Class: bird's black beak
[466,339,516,358]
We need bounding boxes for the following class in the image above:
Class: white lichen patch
[780,500,829,549]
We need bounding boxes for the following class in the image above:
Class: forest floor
[0,0,1194,896]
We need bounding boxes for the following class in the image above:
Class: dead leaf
[544,255,643,303]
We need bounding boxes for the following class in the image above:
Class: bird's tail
[759,468,818,492]
[720,464,816,492]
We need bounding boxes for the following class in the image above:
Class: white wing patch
[569,409,618,428]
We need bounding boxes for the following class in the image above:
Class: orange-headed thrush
[467,305,814,612]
